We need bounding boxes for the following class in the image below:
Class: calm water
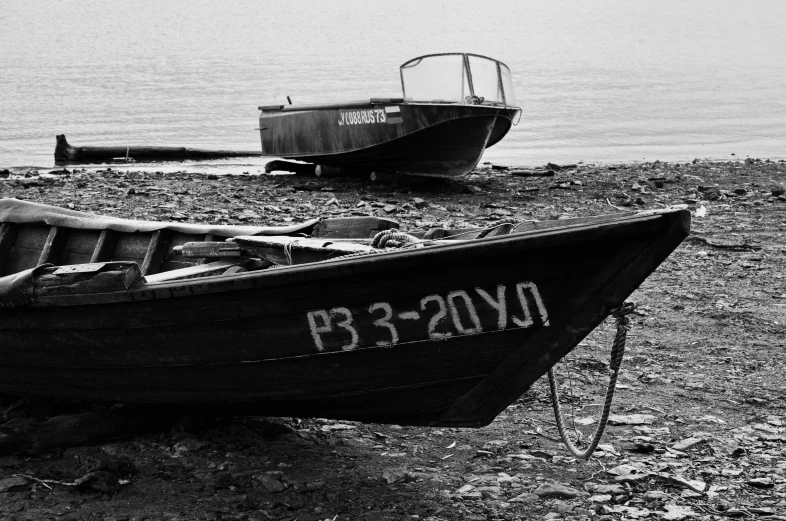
[1,0,784,169]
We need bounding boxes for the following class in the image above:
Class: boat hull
[0,209,690,427]
[259,102,519,177]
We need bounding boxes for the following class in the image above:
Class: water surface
[1,0,784,168]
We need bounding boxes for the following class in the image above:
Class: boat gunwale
[258,99,520,113]
[25,209,690,307]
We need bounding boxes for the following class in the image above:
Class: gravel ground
[0,158,784,521]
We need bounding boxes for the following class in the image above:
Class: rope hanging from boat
[475,218,520,239]
[548,301,636,459]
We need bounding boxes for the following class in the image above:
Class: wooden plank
[0,223,18,275]
[139,231,173,275]
[174,242,244,258]
[90,230,118,263]
[144,260,247,283]
[38,226,69,266]
[161,232,206,271]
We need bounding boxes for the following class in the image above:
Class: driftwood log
[54,134,262,164]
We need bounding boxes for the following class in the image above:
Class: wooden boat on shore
[258,53,521,178]
[0,199,689,427]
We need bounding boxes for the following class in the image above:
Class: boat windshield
[399,53,516,107]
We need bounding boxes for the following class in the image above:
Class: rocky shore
[0,159,784,521]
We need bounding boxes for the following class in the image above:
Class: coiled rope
[548,302,636,459]
[370,229,421,249]
[269,229,421,269]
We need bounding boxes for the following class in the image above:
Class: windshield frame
[399,52,514,106]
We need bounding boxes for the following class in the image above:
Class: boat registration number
[305,281,549,352]
[338,109,387,126]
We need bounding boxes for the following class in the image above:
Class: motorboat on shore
[0,199,689,427]
[258,53,521,178]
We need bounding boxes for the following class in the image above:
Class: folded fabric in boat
[0,266,41,308]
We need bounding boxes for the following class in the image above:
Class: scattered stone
[0,475,29,492]
[382,467,408,484]
[173,437,210,454]
[608,414,656,425]
[475,485,502,499]
[533,482,582,498]
[654,473,706,493]
[412,197,427,209]
[662,504,699,520]
[585,483,624,494]
[304,480,325,492]
[257,474,286,492]
[614,473,651,484]
[607,464,644,476]
[508,492,539,503]
[747,477,774,488]
[634,426,671,436]
[672,437,706,451]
